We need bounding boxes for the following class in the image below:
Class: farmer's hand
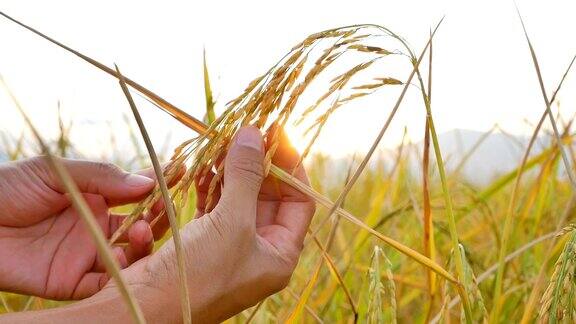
[0,157,174,300]
[118,126,316,323]
[0,126,314,323]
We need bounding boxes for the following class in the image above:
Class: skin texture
[0,126,315,323]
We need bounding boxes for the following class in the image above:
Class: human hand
[122,126,316,323]
[0,157,175,300]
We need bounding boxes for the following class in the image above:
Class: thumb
[218,126,265,221]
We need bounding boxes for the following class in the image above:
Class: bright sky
[1,0,575,158]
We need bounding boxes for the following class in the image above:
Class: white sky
[1,0,575,158]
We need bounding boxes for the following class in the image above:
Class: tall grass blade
[203,48,216,125]
[115,65,192,324]
[0,11,208,135]
[514,4,576,189]
[423,29,437,321]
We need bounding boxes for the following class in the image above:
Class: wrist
[0,282,177,324]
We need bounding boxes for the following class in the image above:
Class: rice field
[1,7,576,324]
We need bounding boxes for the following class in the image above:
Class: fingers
[124,220,154,264]
[261,127,311,201]
[267,128,316,246]
[92,246,128,272]
[137,162,186,188]
[216,126,265,224]
[30,157,155,206]
[71,272,110,300]
[95,221,153,273]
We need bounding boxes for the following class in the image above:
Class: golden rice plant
[539,229,576,323]
[2,6,576,323]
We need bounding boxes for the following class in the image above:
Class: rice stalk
[412,35,474,323]
[423,28,438,322]
[523,194,576,323]
[0,76,146,324]
[115,65,191,324]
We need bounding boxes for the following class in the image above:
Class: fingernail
[125,174,155,187]
[236,127,263,151]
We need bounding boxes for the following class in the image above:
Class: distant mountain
[428,129,546,185]
[320,129,550,187]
